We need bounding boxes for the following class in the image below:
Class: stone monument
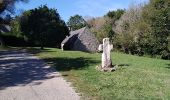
[97,38,116,72]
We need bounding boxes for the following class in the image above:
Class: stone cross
[61,44,64,51]
[98,38,114,70]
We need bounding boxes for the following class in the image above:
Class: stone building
[61,27,99,53]
[0,24,11,33]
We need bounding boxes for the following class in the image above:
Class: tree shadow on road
[0,50,100,90]
[0,50,56,90]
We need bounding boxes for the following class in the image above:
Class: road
[0,50,80,100]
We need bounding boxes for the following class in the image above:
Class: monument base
[96,65,117,72]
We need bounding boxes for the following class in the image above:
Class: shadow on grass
[43,57,100,71]
[118,64,130,67]
[0,47,54,55]
[24,47,56,54]
[165,64,170,69]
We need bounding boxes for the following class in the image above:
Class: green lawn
[36,48,170,100]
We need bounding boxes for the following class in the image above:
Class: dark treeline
[0,5,69,49]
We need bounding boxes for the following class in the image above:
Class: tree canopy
[112,0,170,59]
[20,5,69,49]
[106,9,125,20]
[67,14,87,31]
[0,0,28,14]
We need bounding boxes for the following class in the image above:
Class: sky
[15,0,149,22]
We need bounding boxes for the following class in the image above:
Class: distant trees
[0,0,28,47]
[85,0,170,59]
[112,0,170,59]
[9,16,22,37]
[113,4,144,54]
[20,5,69,49]
[67,15,87,31]
[87,17,114,43]
[1,0,169,59]
[0,0,28,16]
[106,9,125,21]
[86,9,124,43]
[142,0,170,59]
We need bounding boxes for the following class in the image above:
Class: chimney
[68,25,72,32]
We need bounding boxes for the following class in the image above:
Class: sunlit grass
[36,48,170,100]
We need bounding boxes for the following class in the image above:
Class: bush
[112,0,170,60]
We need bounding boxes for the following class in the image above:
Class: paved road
[0,50,80,100]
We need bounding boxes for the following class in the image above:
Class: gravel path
[0,50,80,100]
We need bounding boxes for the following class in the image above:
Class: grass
[34,48,170,100]
[0,46,10,50]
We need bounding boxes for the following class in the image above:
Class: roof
[61,27,86,44]
[70,27,86,35]
[0,24,11,33]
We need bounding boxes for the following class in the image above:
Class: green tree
[106,9,125,20]
[9,16,23,37]
[0,0,28,14]
[67,14,87,31]
[20,5,69,49]
[88,17,114,43]
[143,0,170,59]
[0,0,28,47]
[113,4,145,55]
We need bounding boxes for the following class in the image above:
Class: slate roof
[0,24,11,33]
[61,27,99,52]
[61,27,86,44]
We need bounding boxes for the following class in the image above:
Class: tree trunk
[0,37,5,47]
[40,46,44,50]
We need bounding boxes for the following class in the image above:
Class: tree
[20,5,69,49]
[87,17,114,43]
[67,15,87,31]
[142,0,170,59]
[0,0,28,47]
[113,4,148,55]
[10,16,23,37]
[106,9,125,21]
[112,0,170,59]
[88,9,125,43]
[0,0,28,14]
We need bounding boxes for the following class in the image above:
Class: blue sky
[15,0,148,22]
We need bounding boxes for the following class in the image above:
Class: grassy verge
[0,46,11,50]
[35,48,170,100]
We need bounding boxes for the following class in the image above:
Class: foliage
[113,4,147,55]
[86,9,124,43]
[0,0,28,47]
[67,14,87,31]
[0,0,28,14]
[142,0,170,59]
[87,17,114,43]
[37,48,170,99]
[106,9,125,21]
[112,0,170,59]
[0,34,29,46]
[20,5,69,49]
[9,16,23,37]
